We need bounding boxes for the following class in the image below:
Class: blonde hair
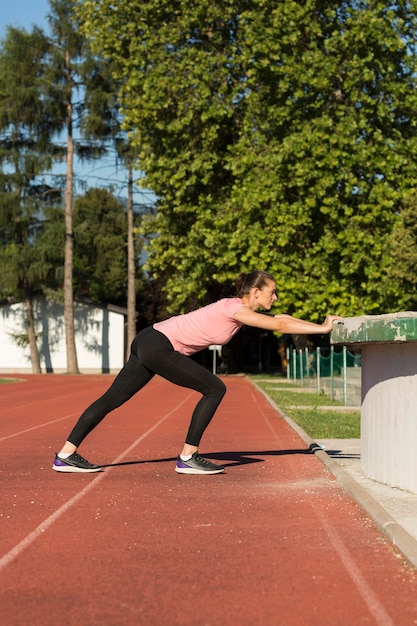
[235,271,276,297]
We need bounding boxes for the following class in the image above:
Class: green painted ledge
[331,312,417,345]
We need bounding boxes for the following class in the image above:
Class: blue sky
[1,1,154,204]
[1,1,50,37]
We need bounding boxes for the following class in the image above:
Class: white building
[0,298,127,374]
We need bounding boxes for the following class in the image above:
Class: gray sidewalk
[257,387,417,570]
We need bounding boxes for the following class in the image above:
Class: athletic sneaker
[52,452,102,473]
[175,452,225,475]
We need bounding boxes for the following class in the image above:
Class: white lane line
[0,391,95,415]
[314,505,395,626]
[253,386,395,625]
[0,414,80,443]
[0,392,193,573]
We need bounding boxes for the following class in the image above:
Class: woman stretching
[52,270,340,475]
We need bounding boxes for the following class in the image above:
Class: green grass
[252,376,361,439]
[0,378,21,384]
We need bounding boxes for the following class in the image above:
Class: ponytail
[235,271,276,297]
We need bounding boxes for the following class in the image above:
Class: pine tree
[0,25,62,372]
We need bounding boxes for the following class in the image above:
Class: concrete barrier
[331,312,417,494]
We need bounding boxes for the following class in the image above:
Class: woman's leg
[61,327,155,451]
[136,329,226,447]
[53,328,156,471]
[65,354,154,448]
[54,326,226,473]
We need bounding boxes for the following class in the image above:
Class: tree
[111,139,142,356]
[126,162,137,355]
[73,187,128,302]
[0,5,145,371]
[44,0,122,372]
[0,25,63,372]
[73,185,146,360]
[80,0,417,317]
[383,192,417,311]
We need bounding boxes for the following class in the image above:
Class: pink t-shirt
[153,298,244,356]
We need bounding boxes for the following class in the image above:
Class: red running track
[1,374,417,626]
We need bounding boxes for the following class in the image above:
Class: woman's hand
[322,315,343,332]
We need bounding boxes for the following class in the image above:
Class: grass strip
[252,376,360,439]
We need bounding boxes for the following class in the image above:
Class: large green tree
[80,0,417,317]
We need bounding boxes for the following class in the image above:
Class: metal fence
[286,346,362,406]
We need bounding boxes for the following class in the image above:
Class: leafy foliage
[79,0,417,317]
[73,187,129,302]
[383,192,417,311]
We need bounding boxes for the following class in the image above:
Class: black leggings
[67,326,227,448]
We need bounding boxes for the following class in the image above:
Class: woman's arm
[234,306,341,334]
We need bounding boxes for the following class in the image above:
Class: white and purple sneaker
[175,452,224,475]
[52,452,102,473]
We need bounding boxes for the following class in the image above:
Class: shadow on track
[100,443,359,469]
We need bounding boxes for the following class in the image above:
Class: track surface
[1,374,417,625]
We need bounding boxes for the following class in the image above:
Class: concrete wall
[0,299,126,374]
[361,342,417,493]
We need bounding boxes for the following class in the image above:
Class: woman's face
[256,280,278,310]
